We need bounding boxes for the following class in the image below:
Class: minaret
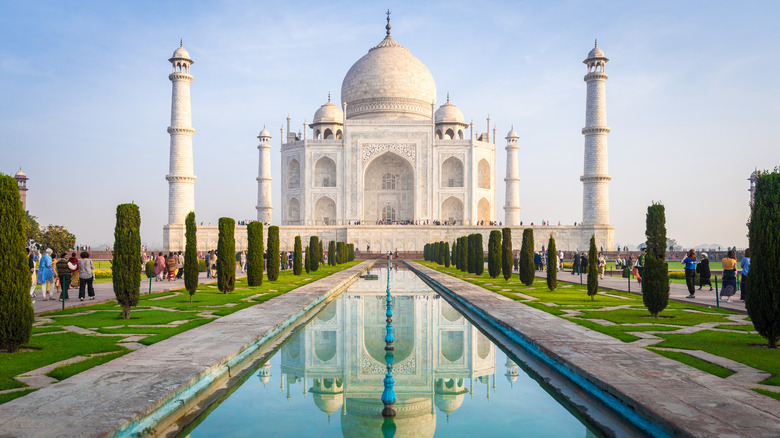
[581,40,611,225]
[503,128,521,225]
[256,127,273,223]
[166,41,196,227]
[13,168,28,211]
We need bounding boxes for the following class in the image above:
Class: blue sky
[1,0,778,249]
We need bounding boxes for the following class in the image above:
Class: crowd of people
[28,248,95,302]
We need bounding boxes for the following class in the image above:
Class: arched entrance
[314,196,336,225]
[363,152,414,222]
[441,196,464,225]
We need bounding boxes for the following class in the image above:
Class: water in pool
[179,264,603,437]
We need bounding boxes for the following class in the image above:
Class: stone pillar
[166,42,196,228]
[581,41,611,226]
[503,129,521,225]
[256,128,273,223]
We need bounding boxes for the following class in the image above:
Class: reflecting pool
[179,264,604,437]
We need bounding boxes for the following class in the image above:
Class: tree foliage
[39,224,76,255]
[643,203,669,317]
[112,203,141,319]
[217,218,236,293]
[328,241,336,266]
[267,226,280,281]
[587,235,598,301]
[488,230,501,278]
[443,241,450,268]
[0,174,33,352]
[519,229,535,286]
[24,210,40,246]
[247,222,264,286]
[309,236,319,272]
[184,212,199,301]
[747,171,780,348]
[293,236,303,275]
[546,234,557,291]
[501,228,512,281]
[472,234,484,276]
[304,245,311,273]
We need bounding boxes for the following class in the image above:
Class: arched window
[335,129,342,139]
[287,159,300,189]
[287,197,300,224]
[314,157,337,187]
[382,173,396,190]
[382,205,396,222]
[436,129,442,140]
[445,128,454,140]
[441,157,464,187]
[477,197,490,223]
[314,129,321,140]
[477,159,490,189]
[457,129,464,139]
[323,128,333,139]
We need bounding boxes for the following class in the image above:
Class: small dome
[313,393,343,415]
[258,127,271,138]
[434,393,466,414]
[313,98,344,124]
[587,46,605,59]
[506,127,519,139]
[14,168,27,178]
[171,42,192,61]
[435,98,465,125]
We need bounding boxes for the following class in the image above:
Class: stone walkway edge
[407,262,780,438]
[0,261,374,438]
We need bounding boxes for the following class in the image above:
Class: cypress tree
[348,243,355,261]
[460,236,468,272]
[318,239,324,265]
[112,203,141,319]
[467,235,475,273]
[452,240,458,269]
[339,241,346,264]
[546,234,557,291]
[443,242,451,267]
[304,245,311,273]
[587,235,598,301]
[488,230,501,278]
[267,226,280,281]
[293,236,303,275]
[473,234,484,276]
[747,171,780,348]
[423,244,428,261]
[502,228,513,281]
[328,241,336,266]
[217,218,236,293]
[519,228,535,286]
[432,242,438,264]
[643,203,669,317]
[247,222,264,286]
[0,175,34,352]
[184,212,199,301]
[309,236,319,272]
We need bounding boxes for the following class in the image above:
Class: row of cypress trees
[325,240,353,266]
[424,241,451,267]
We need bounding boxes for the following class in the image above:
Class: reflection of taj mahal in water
[258,268,515,436]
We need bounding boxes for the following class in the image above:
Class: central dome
[341,33,436,120]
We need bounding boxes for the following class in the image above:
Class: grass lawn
[0,261,359,405]
[418,261,779,398]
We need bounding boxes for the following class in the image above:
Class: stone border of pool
[406,261,780,438]
[0,261,374,438]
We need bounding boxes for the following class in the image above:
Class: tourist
[597,252,606,279]
[69,252,80,289]
[571,252,580,275]
[636,248,646,288]
[154,252,165,281]
[28,248,37,298]
[205,251,212,278]
[534,252,542,271]
[740,248,750,301]
[209,251,218,278]
[720,250,738,303]
[56,252,73,301]
[78,251,96,301]
[240,251,247,273]
[580,252,588,275]
[558,250,564,270]
[513,254,519,272]
[682,249,697,298]
[38,248,55,301]
[166,253,177,281]
[696,252,713,291]
[176,251,184,279]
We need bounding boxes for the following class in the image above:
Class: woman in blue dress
[37,248,55,301]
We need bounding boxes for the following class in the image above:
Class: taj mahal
[163,14,614,253]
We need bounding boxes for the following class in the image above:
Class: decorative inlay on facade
[361,142,416,165]
[313,152,337,163]
[167,127,195,134]
[347,97,432,120]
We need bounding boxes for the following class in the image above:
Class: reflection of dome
[341,398,436,438]
[313,393,343,416]
[434,99,465,125]
[434,393,466,415]
[258,360,272,385]
[313,98,344,124]
[341,32,436,120]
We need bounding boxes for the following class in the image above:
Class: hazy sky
[2,0,778,249]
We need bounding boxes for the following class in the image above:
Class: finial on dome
[328,92,331,102]
[446,92,449,103]
[180,38,183,47]
[594,39,597,48]
[386,9,391,36]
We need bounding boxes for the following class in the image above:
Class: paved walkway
[410,262,780,438]
[535,269,747,314]
[30,270,246,315]
[0,261,373,438]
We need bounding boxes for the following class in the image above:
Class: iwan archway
[363,152,414,222]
